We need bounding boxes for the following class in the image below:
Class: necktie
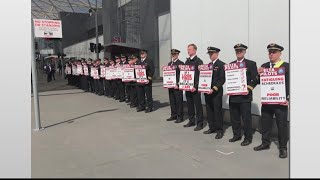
[271,63,275,68]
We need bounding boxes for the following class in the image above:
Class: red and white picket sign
[198,64,213,93]
[178,65,195,91]
[77,65,83,75]
[116,64,123,79]
[122,64,135,82]
[92,67,99,79]
[224,62,248,95]
[66,67,71,75]
[72,65,77,75]
[260,67,286,104]
[100,65,106,78]
[83,65,89,76]
[135,65,148,84]
[105,67,112,80]
[162,65,176,88]
[110,66,117,80]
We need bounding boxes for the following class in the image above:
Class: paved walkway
[31,82,289,178]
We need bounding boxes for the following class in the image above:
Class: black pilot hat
[131,54,138,59]
[267,43,284,51]
[234,43,248,50]
[171,49,180,54]
[120,54,126,58]
[207,46,221,53]
[140,49,148,54]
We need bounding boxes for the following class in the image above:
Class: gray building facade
[102,0,170,78]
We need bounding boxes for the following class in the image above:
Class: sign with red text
[83,65,89,76]
[77,65,83,75]
[92,67,99,79]
[110,66,118,80]
[122,64,135,82]
[260,67,286,104]
[179,65,195,91]
[100,65,106,78]
[66,67,71,75]
[105,67,112,80]
[135,65,148,84]
[198,64,213,93]
[116,65,123,79]
[72,65,77,75]
[33,19,62,38]
[162,65,177,88]
[224,62,248,95]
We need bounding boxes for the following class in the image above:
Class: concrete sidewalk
[31,82,289,178]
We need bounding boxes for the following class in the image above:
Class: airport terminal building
[34,0,289,117]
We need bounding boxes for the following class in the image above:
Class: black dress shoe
[126,100,130,103]
[130,104,137,108]
[203,129,215,134]
[194,125,204,131]
[145,109,153,113]
[229,136,242,142]
[167,117,177,121]
[174,119,184,123]
[119,99,125,102]
[215,132,224,139]
[137,108,145,112]
[253,144,270,151]
[183,121,195,127]
[279,149,287,158]
[241,139,252,146]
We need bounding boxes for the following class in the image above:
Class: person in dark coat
[228,43,259,146]
[202,46,226,139]
[136,49,155,113]
[183,44,204,131]
[253,43,289,159]
[166,49,185,123]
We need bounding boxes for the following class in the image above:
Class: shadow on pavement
[32,91,87,97]
[43,109,118,129]
[153,100,170,111]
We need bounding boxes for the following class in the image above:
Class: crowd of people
[65,49,154,113]
[64,43,289,159]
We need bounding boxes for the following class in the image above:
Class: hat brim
[234,47,247,50]
[268,48,283,51]
[207,50,219,53]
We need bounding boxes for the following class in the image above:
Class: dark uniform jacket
[168,59,184,86]
[229,58,259,103]
[209,59,226,96]
[259,61,290,101]
[184,55,203,89]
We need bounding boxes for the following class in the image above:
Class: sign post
[31,20,43,131]
[32,18,63,131]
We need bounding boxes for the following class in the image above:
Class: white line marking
[216,150,234,155]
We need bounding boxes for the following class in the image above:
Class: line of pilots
[65,43,289,159]
[65,49,154,113]
[166,43,289,159]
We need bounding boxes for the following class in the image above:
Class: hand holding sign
[206,89,214,94]
[258,67,264,75]
[280,100,289,106]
